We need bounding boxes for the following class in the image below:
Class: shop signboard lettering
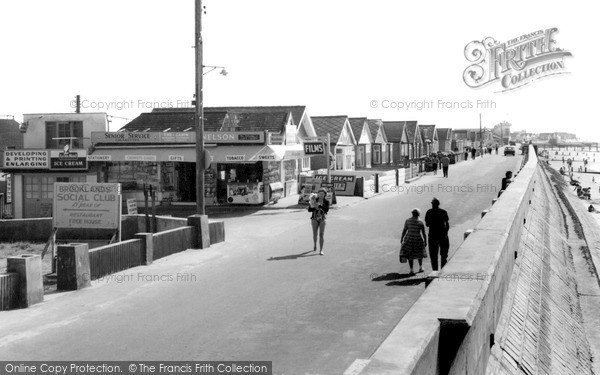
[304,142,325,155]
[257,155,277,161]
[226,155,245,161]
[92,131,264,144]
[125,155,157,161]
[87,155,111,161]
[168,155,184,161]
[2,150,49,169]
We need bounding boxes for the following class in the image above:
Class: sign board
[298,177,322,204]
[304,142,325,155]
[320,182,335,202]
[2,150,49,169]
[125,155,157,161]
[168,155,184,161]
[87,154,111,161]
[314,174,356,196]
[6,174,11,203]
[92,131,265,144]
[50,149,88,170]
[226,155,246,162]
[53,182,121,230]
[126,198,138,215]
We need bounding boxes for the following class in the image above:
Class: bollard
[481,210,489,218]
[7,254,43,308]
[57,243,91,291]
[464,229,474,240]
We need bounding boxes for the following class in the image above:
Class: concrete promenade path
[0,151,522,374]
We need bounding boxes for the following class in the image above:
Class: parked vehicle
[504,146,516,156]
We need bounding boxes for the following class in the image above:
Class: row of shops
[0,107,479,218]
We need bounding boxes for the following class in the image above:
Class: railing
[88,239,144,280]
[152,226,194,260]
[0,272,19,311]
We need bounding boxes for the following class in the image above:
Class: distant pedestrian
[471,148,477,160]
[425,198,450,271]
[400,208,427,276]
[495,145,499,154]
[431,155,438,175]
[464,149,469,161]
[308,188,330,255]
[441,154,450,178]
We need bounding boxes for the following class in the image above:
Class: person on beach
[308,188,330,255]
[400,209,427,276]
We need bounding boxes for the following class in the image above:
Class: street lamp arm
[203,65,228,76]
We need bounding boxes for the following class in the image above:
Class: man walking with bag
[425,198,450,271]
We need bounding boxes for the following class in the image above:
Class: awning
[89,146,196,162]
[248,144,305,161]
[89,144,306,163]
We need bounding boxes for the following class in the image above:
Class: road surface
[0,151,522,374]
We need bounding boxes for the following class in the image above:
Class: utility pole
[195,0,205,215]
[192,0,210,249]
[479,113,483,157]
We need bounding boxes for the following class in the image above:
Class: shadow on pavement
[371,272,428,286]
[386,278,428,287]
[267,250,321,261]
[371,272,412,281]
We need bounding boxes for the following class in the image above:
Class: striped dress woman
[400,208,428,275]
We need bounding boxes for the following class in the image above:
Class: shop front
[89,132,305,207]
[0,148,96,218]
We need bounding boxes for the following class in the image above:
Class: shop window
[46,121,83,149]
[300,157,311,171]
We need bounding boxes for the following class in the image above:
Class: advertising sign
[53,183,121,230]
[6,174,11,203]
[298,177,322,204]
[50,148,88,170]
[314,174,356,196]
[2,150,49,169]
[304,142,325,155]
[126,198,138,215]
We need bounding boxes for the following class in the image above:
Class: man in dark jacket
[425,198,450,271]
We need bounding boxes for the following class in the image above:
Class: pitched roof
[404,121,419,143]
[437,128,452,140]
[366,119,383,140]
[348,117,368,140]
[0,118,24,149]
[120,106,293,133]
[311,116,349,144]
[419,125,437,142]
[382,121,406,143]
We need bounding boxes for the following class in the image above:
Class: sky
[0,0,597,142]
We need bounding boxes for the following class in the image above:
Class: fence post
[188,215,211,249]
[57,243,91,291]
[7,254,43,308]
